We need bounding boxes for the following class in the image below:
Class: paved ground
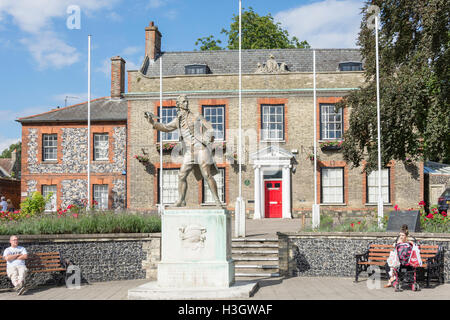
[1,276,447,300]
[1,218,448,300]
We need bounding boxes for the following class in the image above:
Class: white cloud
[275,0,363,48]
[147,0,167,9]
[20,31,80,69]
[0,105,53,122]
[122,46,142,56]
[0,0,121,68]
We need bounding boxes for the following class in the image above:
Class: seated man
[3,235,28,295]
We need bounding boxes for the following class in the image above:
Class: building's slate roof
[141,48,362,77]
[16,98,127,123]
[0,159,14,177]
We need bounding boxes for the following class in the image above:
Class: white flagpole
[159,56,164,214]
[235,0,245,237]
[375,16,383,227]
[87,35,91,210]
[312,50,320,229]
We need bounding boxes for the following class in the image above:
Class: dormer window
[339,62,363,71]
[185,64,210,75]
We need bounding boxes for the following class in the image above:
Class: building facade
[17,21,425,217]
[17,57,128,212]
[126,22,424,218]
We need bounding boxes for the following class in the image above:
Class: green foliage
[0,211,161,235]
[0,142,21,159]
[195,35,223,51]
[337,0,450,171]
[19,191,51,218]
[195,7,309,50]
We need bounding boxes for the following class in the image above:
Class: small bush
[19,191,52,218]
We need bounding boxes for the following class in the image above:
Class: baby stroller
[391,236,421,292]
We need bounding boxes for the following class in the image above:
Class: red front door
[264,180,282,218]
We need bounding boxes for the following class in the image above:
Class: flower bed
[0,203,161,235]
[319,140,343,151]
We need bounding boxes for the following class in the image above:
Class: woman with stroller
[384,224,414,288]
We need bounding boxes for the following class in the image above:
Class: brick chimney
[111,56,126,99]
[145,21,162,61]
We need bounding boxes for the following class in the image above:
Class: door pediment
[250,145,294,165]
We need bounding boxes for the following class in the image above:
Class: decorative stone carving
[255,54,289,74]
[178,224,207,250]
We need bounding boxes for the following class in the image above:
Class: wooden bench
[0,252,68,288]
[355,244,445,287]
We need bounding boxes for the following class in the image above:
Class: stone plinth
[158,208,234,288]
[128,208,258,300]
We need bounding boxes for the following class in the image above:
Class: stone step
[232,243,279,248]
[233,259,279,266]
[234,264,279,270]
[233,257,278,261]
[235,272,280,277]
[232,238,278,242]
[232,250,278,255]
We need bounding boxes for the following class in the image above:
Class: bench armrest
[355,250,369,262]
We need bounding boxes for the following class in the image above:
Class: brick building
[17,57,127,211]
[126,22,424,218]
[17,21,425,217]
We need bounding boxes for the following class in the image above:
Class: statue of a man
[145,95,223,207]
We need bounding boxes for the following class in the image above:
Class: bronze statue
[145,94,223,207]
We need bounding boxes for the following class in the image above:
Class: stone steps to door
[231,237,280,278]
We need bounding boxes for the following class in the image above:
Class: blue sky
[0,0,364,153]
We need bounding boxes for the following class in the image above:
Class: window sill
[320,203,347,206]
[42,160,58,164]
[365,203,392,206]
[201,203,227,206]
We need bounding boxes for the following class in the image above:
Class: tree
[337,0,449,172]
[0,142,21,159]
[195,7,309,50]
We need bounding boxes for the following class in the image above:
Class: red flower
[418,200,425,206]
[426,214,434,219]
[72,213,78,218]
[351,223,354,228]
[394,205,399,211]
[357,221,361,225]
[442,211,448,217]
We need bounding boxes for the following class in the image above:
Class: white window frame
[203,168,225,204]
[42,134,58,161]
[321,167,344,204]
[203,105,225,141]
[159,169,179,204]
[160,107,179,142]
[42,185,57,212]
[320,104,343,140]
[261,104,284,141]
[93,133,109,161]
[93,184,108,210]
[367,168,390,204]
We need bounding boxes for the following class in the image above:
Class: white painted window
[160,107,178,141]
[42,134,57,161]
[203,168,225,204]
[320,104,343,140]
[94,133,109,161]
[367,169,390,203]
[203,106,225,141]
[261,105,284,141]
[42,185,57,212]
[160,169,179,204]
[93,184,108,209]
[321,168,344,203]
